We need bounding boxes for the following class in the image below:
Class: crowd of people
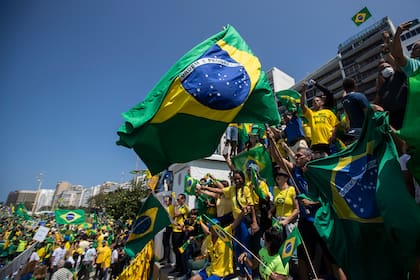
[0,209,132,280]
[158,21,420,280]
[1,21,419,280]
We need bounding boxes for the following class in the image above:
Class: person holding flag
[223,170,258,279]
[191,210,245,280]
[238,227,289,280]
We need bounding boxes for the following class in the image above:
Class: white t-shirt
[52,247,66,266]
[111,249,118,264]
[29,251,40,262]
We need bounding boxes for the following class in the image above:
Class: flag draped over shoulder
[125,194,171,257]
[305,110,420,279]
[397,71,420,183]
[55,209,85,225]
[117,25,280,174]
[231,145,274,186]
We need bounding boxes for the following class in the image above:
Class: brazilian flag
[55,209,85,225]
[125,194,171,257]
[117,25,280,174]
[279,227,301,266]
[184,175,198,195]
[14,203,33,221]
[275,89,302,115]
[231,144,274,186]
[305,109,420,279]
[351,7,372,26]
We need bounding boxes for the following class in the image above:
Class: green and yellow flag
[352,7,372,26]
[275,89,302,115]
[55,209,85,225]
[14,203,32,220]
[231,144,274,186]
[184,175,198,195]
[125,194,171,257]
[279,227,301,266]
[117,25,280,174]
[305,110,420,279]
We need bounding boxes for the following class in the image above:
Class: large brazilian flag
[117,25,280,174]
[304,109,420,279]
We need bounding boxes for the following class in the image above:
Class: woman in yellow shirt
[270,169,300,237]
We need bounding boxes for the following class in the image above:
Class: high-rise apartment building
[290,17,419,108]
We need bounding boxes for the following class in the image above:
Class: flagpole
[203,215,269,270]
[265,125,319,279]
[296,228,319,280]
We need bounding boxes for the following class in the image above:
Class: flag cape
[125,194,171,257]
[397,71,420,183]
[305,110,420,279]
[117,25,280,174]
[351,7,372,26]
[184,175,198,195]
[14,203,32,220]
[279,227,302,266]
[231,145,274,186]
[55,209,85,225]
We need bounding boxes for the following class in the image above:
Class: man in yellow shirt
[190,211,244,280]
[101,242,112,280]
[95,240,106,279]
[300,82,339,158]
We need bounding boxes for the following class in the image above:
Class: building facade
[289,17,420,108]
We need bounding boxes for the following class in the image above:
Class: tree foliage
[88,176,150,220]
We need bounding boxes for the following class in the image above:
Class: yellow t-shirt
[173,204,189,233]
[273,186,296,218]
[216,195,233,217]
[96,246,105,264]
[205,225,234,277]
[303,108,339,145]
[224,185,254,219]
[166,204,175,219]
[101,246,112,269]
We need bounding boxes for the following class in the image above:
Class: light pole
[31,173,43,214]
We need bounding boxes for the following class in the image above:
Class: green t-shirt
[258,247,289,280]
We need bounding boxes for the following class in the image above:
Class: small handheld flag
[279,227,302,265]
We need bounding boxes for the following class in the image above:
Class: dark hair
[342,78,356,92]
[178,193,186,200]
[232,170,246,181]
[189,208,199,217]
[164,195,172,203]
[63,261,73,270]
[220,180,229,187]
[264,227,283,254]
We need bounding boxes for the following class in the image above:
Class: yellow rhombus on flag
[352,7,372,26]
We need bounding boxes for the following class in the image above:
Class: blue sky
[0,1,418,201]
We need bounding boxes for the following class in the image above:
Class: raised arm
[391,21,412,68]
